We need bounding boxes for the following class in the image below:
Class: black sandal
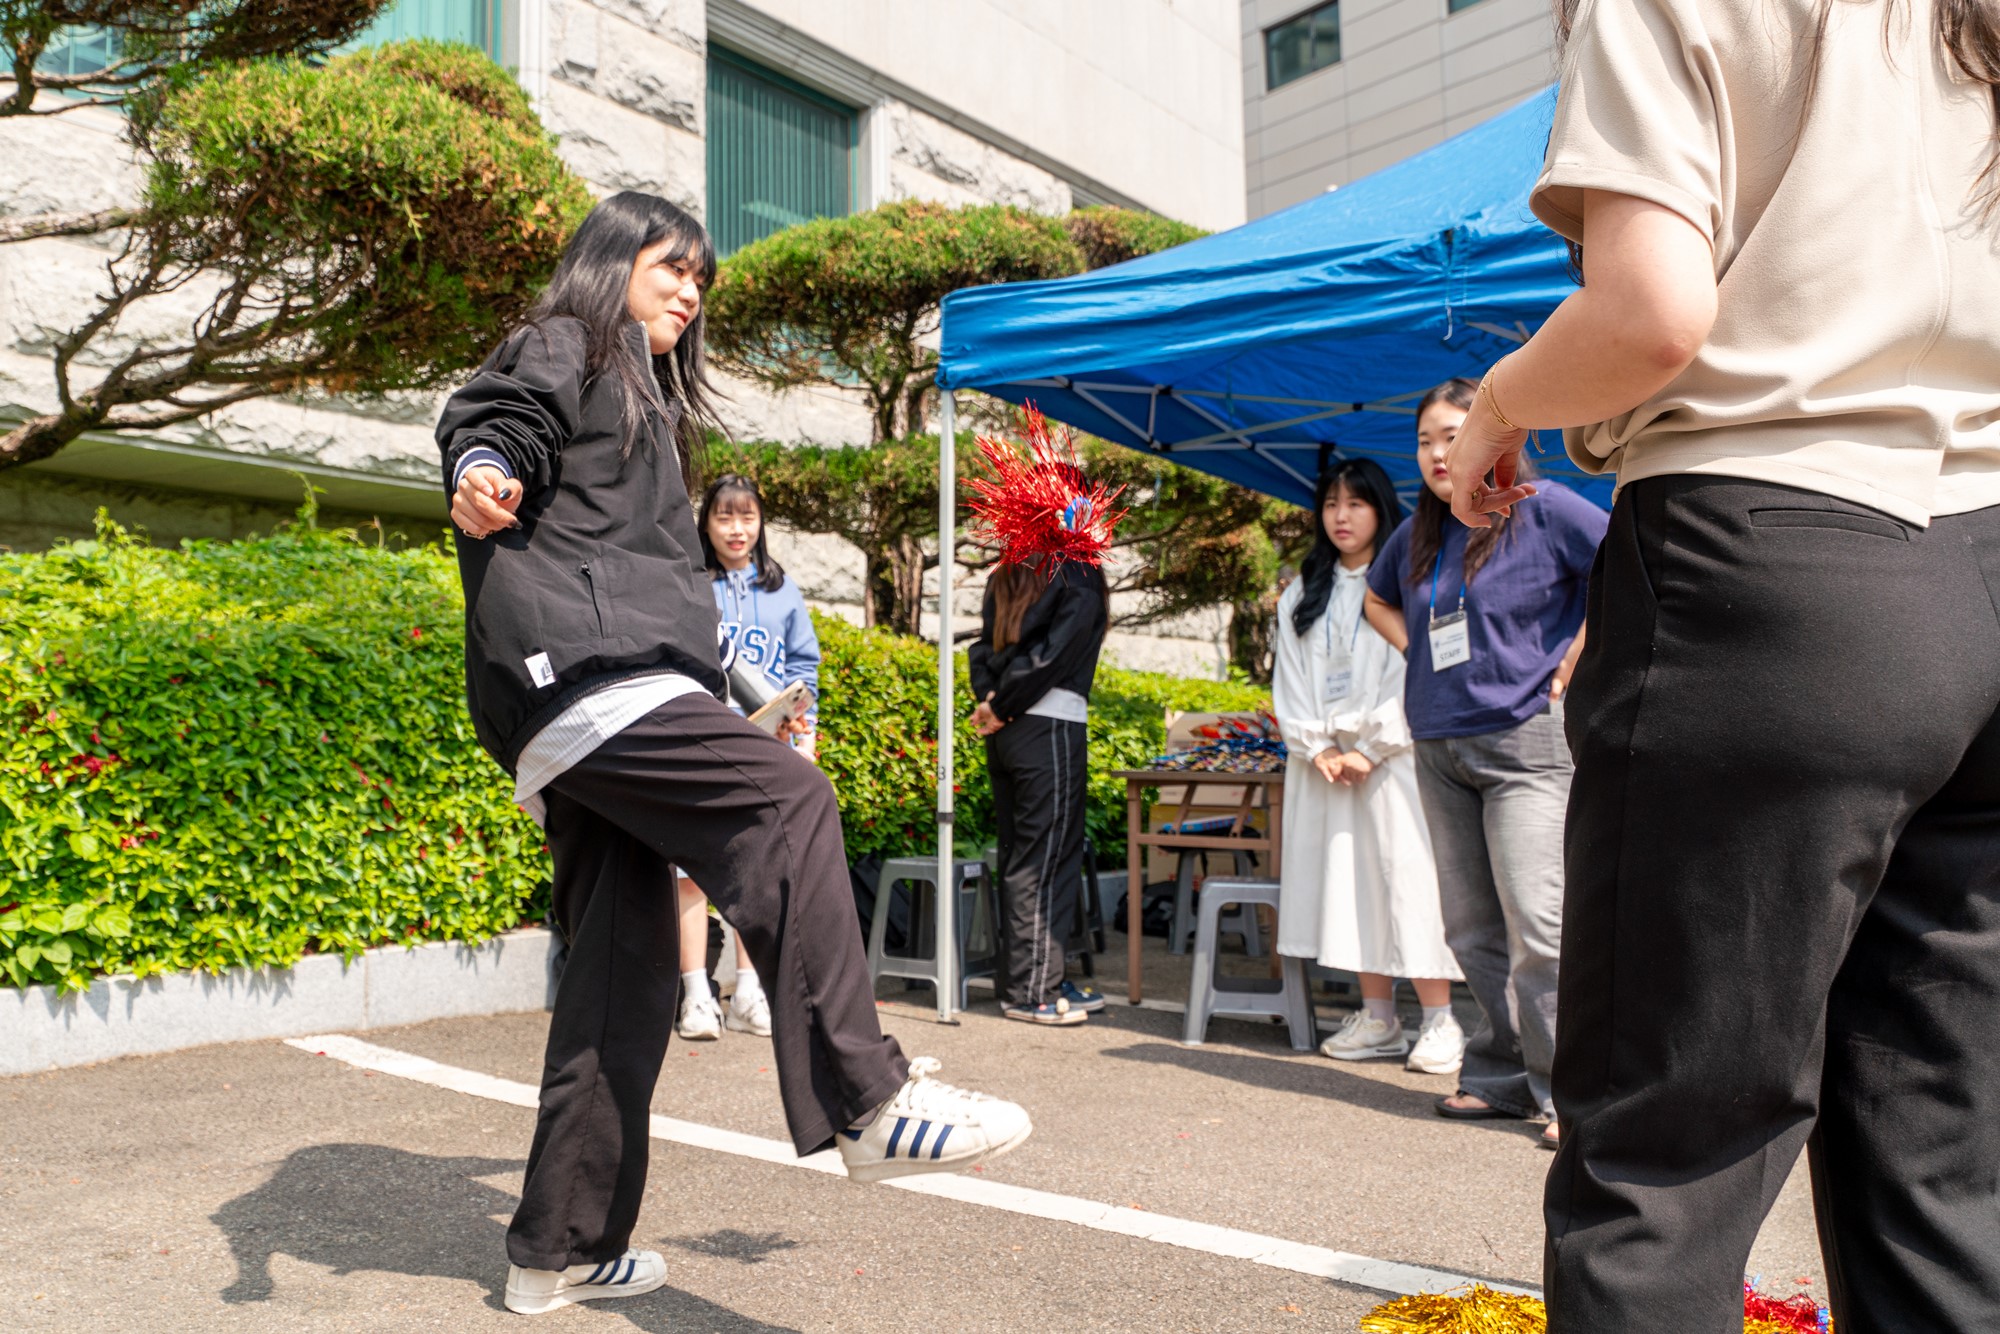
[1434,1092,1517,1121]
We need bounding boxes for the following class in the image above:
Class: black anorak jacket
[435,316,723,772]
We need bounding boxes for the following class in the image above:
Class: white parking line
[287,1033,1538,1301]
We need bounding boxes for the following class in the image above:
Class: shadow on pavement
[212,1143,798,1331]
[1101,1039,1541,1138]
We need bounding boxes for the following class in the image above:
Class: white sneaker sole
[724,1011,771,1037]
[843,1115,1035,1184]
[1321,1038,1411,1062]
[504,1270,668,1315]
[1406,1051,1464,1075]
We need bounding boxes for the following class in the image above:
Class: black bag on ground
[1112,880,1179,939]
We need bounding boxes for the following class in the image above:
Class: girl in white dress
[1272,458,1465,1075]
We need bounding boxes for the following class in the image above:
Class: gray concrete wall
[1241,0,1555,218]
[1,930,558,1077]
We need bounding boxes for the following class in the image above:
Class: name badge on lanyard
[1428,551,1470,673]
[1321,597,1363,704]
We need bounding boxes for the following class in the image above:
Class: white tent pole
[934,387,958,1024]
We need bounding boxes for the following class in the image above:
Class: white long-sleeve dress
[1272,565,1461,979]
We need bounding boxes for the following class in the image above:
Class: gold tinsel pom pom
[1359,1287,1548,1333]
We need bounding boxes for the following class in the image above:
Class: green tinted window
[707,49,857,257]
[36,27,121,81]
[1447,0,1490,12]
[350,0,502,57]
[1265,3,1340,90]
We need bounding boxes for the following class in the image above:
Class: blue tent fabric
[936,88,1608,510]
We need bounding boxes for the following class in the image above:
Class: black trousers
[988,716,1087,1008]
[505,693,908,1272]
[1546,476,2000,1332]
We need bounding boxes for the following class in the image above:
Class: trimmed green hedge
[0,523,1263,991]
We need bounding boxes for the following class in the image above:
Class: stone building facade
[0,0,1246,673]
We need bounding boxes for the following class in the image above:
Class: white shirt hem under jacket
[1271,566,1461,980]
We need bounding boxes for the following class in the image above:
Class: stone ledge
[0,928,557,1077]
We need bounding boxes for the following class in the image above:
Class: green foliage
[1064,205,1209,270]
[2,40,590,470]
[0,525,1258,991]
[706,201,1082,442]
[2,0,391,117]
[0,517,547,993]
[812,614,1266,863]
[139,41,591,393]
[1080,439,1314,683]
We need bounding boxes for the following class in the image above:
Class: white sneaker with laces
[836,1057,1032,1183]
[1318,1011,1411,1062]
[677,993,722,1041]
[1406,1011,1467,1075]
[726,989,772,1037]
[504,1247,666,1314]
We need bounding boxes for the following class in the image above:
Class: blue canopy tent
[934,86,1596,509]
[919,88,1593,1021]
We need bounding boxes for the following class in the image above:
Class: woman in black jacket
[439,192,1029,1316]
[969,559,1110,1025]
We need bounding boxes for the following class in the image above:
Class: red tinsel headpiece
[966,405,1126,572]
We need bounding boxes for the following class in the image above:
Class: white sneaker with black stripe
[504,1247,666,1314]
[836,1057,1032,1183]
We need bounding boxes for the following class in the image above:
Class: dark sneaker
[1001,998,1088,1026]
[1059,979,1107,1014]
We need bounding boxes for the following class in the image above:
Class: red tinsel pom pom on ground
[966,405,1126,572]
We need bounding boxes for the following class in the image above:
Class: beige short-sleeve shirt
[1532,0,2000,525]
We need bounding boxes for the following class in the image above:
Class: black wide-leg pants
[988,716,1088,1008]
[505,693,908,1272]
[1545,476,2000,1333]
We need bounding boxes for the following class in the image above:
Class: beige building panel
[1443,55,1556,123]
[1346,122,1452,180]
[1341,45,1446,123]
[1251,134,1351,196]
[1341,0,1443,60]
[1252,94,1351,159]
[1345,87,1447,156]
[1442,15,1554,83]
[1441,0,1554,51]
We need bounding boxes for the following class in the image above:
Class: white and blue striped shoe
[504,1247,667,1314]
[836,1057,1032,1184]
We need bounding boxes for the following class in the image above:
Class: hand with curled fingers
[1445,366,1536,529]
[451,465,523,539]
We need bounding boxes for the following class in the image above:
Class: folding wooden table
[1112,768,1285,1004]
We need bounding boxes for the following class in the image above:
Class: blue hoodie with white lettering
[713,564,820,721]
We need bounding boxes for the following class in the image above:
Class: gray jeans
[1415,704,1571,1120]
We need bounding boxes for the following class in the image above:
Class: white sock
[1421,1004,1453,1027]
[733,966,763,1006]
[1363,996,1397,1025]
[681,969,713,1005]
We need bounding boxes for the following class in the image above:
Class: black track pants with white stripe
[507,693,908,1273]
[988,715,1088,1009]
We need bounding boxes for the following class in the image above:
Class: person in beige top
[1443,0,2000,1329]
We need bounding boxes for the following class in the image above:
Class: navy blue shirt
[1367,483,1608,741]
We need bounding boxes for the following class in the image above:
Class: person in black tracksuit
[437,191,1029,1317]
[969,560,1110,1026]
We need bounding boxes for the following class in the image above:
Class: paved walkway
[0,981,1826,1332]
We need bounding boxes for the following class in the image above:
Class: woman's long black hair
[525,191,725,493]
[697,473,787,591]
[1292,457,1403,636]
[1405,377,1535,589]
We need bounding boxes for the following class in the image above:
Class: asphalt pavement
[0,969,1827,1333]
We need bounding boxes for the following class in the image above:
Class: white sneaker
[726,989,772,1037]
[836,1057,1032,1184]
[504,1247,666,1314]
[1318,1011,1410,1062]
[676,993,721,1041]
[1407,1012,1467,1075]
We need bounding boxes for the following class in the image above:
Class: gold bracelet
[1480,367,1521,433]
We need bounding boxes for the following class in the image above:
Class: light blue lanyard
[1429,551,1467,623]
[1323,590,1366,656]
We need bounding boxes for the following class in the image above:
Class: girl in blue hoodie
[674,472,823,1041]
